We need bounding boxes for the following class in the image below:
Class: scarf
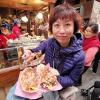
[82,35,100,51]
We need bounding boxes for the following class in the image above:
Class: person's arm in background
[57,52,85,88]
[84,47,99,66]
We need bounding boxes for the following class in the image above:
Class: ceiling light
[21,16,28,23]
[36,12,43,19]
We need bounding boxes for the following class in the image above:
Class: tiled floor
[76,62,100,100]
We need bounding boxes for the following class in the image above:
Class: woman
[25,3,85,88]
[0,22,17,48]
[78,22,100,85]
[7,2,85,100]
[83,22,100,71]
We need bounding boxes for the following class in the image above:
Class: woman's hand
[39,54,45,64]
[22,50,45,66]
[26,53,36,64]
[22,49,32,59]
[22,50,36,65]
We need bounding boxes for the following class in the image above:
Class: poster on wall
[90,0,100,24]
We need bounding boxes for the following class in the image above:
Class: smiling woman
[6,1,85,100]
[77,21,100,85]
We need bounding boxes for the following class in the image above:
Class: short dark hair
[49,2,82,34]
[88,22,98,34]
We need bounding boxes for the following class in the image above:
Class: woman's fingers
[22,50,32,59]
[25,53,36,64]
[40,54,45,63]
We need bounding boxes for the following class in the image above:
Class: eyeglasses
[85,29,92,33]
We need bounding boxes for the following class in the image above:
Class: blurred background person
[0,22,17,48]
[3,16,12,32]
[83,22,100,70]
[12,18,22,38]
[78,22,100,85]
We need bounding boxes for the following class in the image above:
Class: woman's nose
[59,26,66,34]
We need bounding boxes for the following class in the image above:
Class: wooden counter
[0,65,20,88]
[0,66,20,99]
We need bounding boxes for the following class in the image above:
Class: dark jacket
[31,35,85,88]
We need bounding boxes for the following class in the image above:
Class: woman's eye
[53,24,60,28]
[65,23,70,26]
[85,30,91,33]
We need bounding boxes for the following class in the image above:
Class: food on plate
[37,64,58,90]
[50,68,60,76]
[19,63,60,92]
[37,64,59,76]
[41,74,57,90]
[19,67,39,93]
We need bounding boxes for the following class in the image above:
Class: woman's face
[52,19,74,47]
[1,28,9,35]
[84,27,95,38]
[17,23,21,27]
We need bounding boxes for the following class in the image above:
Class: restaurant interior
[0,0,99,100]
